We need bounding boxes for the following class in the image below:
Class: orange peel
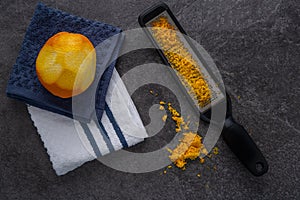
[36,32,96,98]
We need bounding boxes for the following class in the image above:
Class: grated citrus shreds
[159,101,210,169]
[151,16,211,108]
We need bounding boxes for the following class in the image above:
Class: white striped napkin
[28,69,147,175]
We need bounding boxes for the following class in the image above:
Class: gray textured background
[1,0,299,199]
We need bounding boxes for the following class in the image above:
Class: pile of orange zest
[151,16,211,108]
[159,102,215,170]
[169,132,203,169]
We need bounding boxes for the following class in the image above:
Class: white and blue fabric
[28,69,147,175]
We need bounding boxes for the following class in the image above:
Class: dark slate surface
[1,0,299,199]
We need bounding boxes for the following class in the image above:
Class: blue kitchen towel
[6,2,123,122]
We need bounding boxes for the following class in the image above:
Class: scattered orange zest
[151,16,211,107]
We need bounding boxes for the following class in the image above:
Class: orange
[36,32,96,98]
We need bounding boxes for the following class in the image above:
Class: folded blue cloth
[6,2,123,122]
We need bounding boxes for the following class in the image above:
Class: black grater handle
[222,116,268,176]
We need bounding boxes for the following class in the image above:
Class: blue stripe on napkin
[96,121,115,152]
[104,103,128,148]
[80,122,102,157]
